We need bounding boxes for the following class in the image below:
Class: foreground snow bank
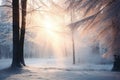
[0,58,113,71]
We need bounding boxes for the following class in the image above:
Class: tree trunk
[112,19,120,71]
[70,5,76,64]
[11,0,21,67]
[19,0,27,66]
[11,0,27,68]
[112,33,120,71]
[72,31,75,64]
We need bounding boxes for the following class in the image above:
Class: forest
[0,0,120,80]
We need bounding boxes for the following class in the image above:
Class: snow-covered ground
[0,58,113,71]
[0,59,12,70]
[0,67,120,80]
[0,58,120,80]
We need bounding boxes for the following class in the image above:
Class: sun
[43,16,56,30]
[43,15,61,31]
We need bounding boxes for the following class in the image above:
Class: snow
[25,58,113,71]
[0,58,113,71]
[0,65,120,80]
[0,58,120,80]
[0,59,12,70]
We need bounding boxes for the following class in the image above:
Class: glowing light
[40,14,67,65]
[26,0,69,66]
[43,16,57,31]
[42,14,64,33]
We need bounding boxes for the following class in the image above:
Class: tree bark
[19,0,27,66]
[11,0,21,67]
[11,0,27,68]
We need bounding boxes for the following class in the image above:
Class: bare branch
[0,5,12,8]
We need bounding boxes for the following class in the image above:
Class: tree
[19,0,27,66]
[11,0,21,67]
[11,0,27,68]
[67,0,120,71]
[71,7,76,64]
